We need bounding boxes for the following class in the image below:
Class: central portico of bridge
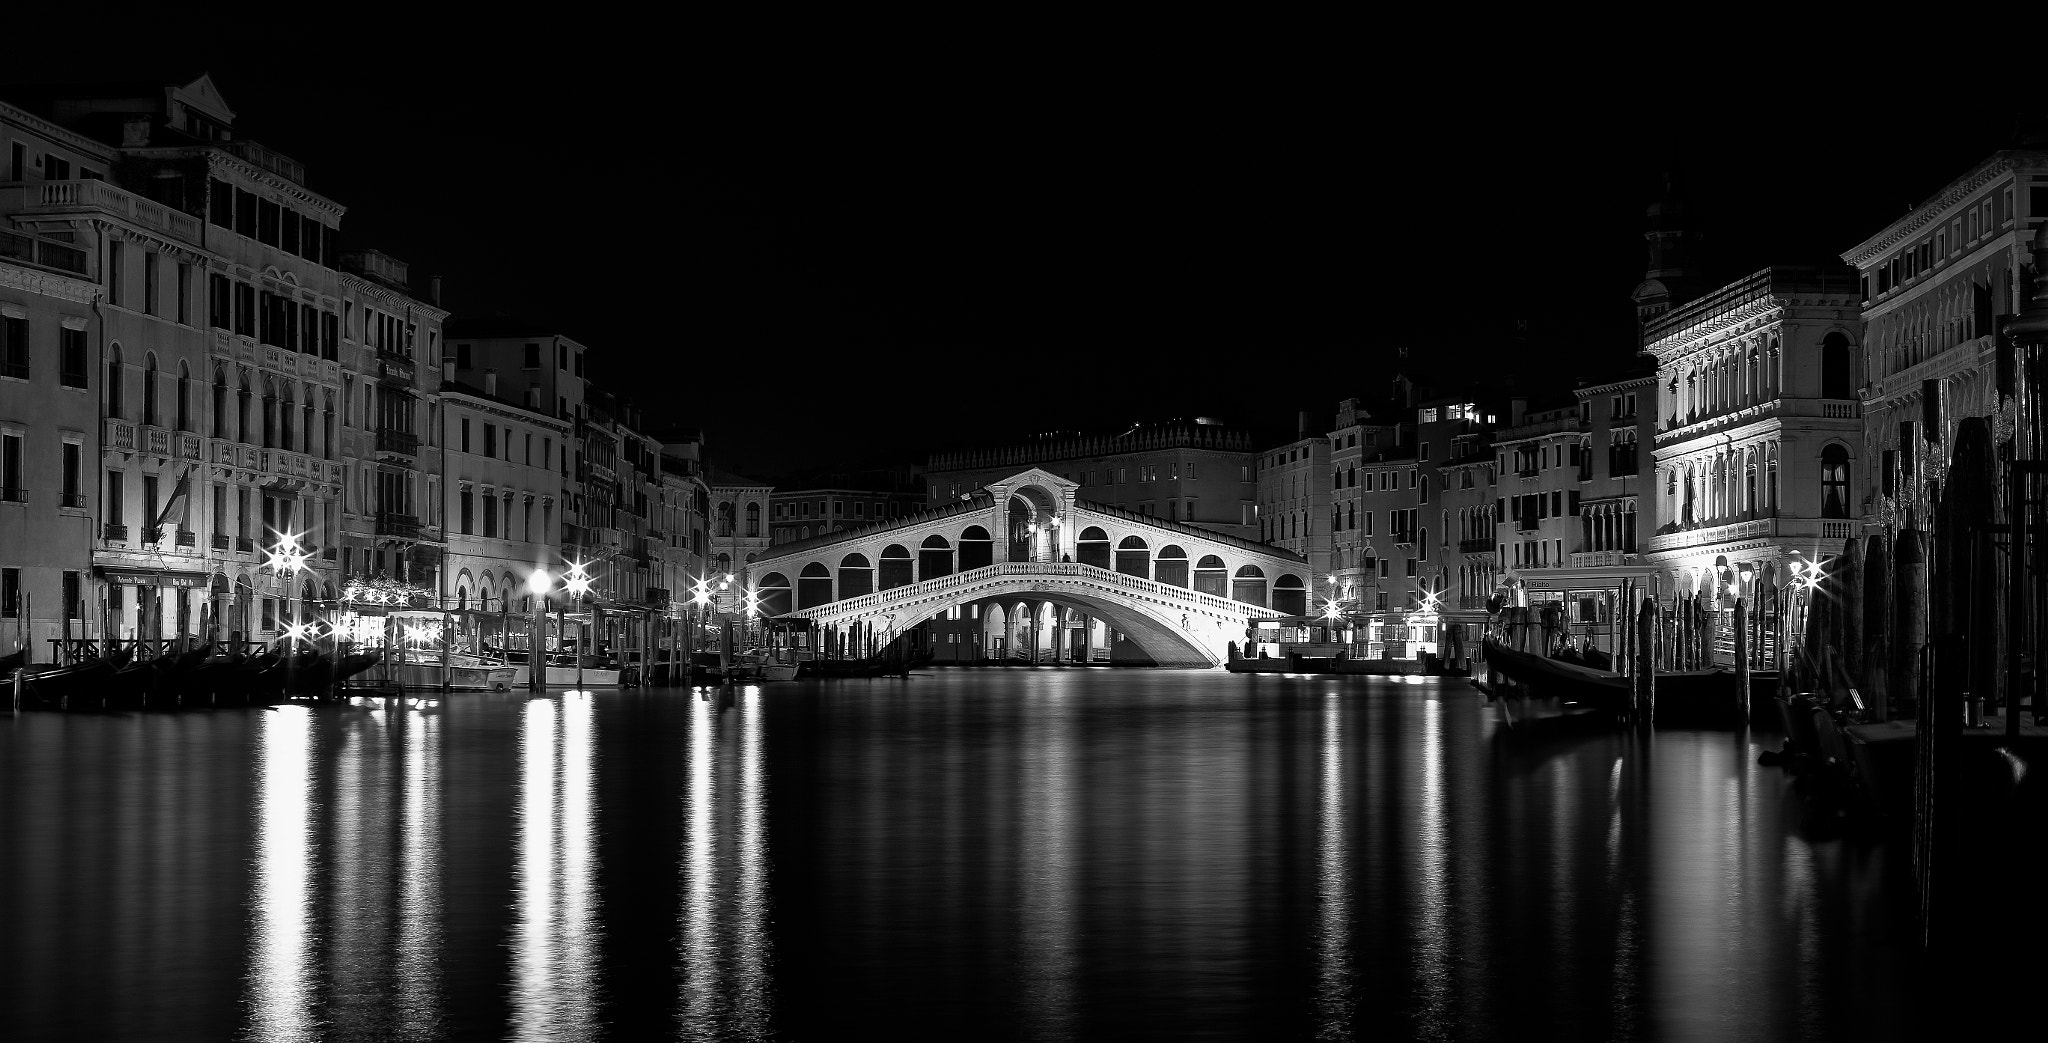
[744,469,1311,667]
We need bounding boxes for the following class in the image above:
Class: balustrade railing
[794,560,1276,620]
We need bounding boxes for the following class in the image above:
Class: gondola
[143,645,216,710]
[1,656,121,711]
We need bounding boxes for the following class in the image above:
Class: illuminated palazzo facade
[1642,266,1865,608]
[1840,149,2048,534]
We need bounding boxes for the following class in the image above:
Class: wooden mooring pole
[1863,535,1891,722]
[1733,597,1749,725]
[1634,598,1656,728]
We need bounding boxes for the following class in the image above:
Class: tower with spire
[1630,172,1703,346]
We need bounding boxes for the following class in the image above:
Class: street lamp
[527,567,552,692]
[266,531,311,648]
[563,558,593,690]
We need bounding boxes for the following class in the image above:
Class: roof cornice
[1841,151,2048,268]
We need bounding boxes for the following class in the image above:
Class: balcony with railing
[0,226,88,276]
[0,179,203,244]
[236,536,254,553]
[1458,537,1495,553]
[102,523,128,542]
[223,139,308,185]
[62,492,86,509]
[375,428,419,457]
[1569,550,1635,568]
[175,529,195,548]
[211,532,230,551]
[376,513,421,539]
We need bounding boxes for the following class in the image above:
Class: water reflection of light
[512,694,600,1041]
[1315,696,1352,1036]
[679,687,719,1034]
[1019,690,1076,1040]
[1414,696,1450,1034]
[394,708,442,1040]
[734,688,772,1034]
[247,704,315,1043]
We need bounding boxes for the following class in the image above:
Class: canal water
[0,670,1923,1042]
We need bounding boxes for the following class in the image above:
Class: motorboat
[362,650,517,691]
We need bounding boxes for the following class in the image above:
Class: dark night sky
[6,29,2038,478]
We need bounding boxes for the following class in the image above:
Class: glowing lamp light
[528,567,553,596]
[266,532,311,575]
[403,624,438,645]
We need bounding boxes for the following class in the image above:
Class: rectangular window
[483,424,496,458]
[63,571,80,620]
[209,274,230,330]
[235,189,256,237]
[460,490,474,534]
[0,567,15,617]
[143,475,158,543]
[0,432,20,501]
[143,252,158,315]
[483,494,497,538]
[558,343,568,370]
[176,263,191,325]
[460,418,470,453]
[107,241,124,307]
[209,179,233,227]
[234,283,256,337]
[62,441,80,506]
[105,469,123,525]
[281,206,300,254]
[0,315,25,379]
[257,198,280,246]
[42,153,69,180]
[10,143,25,182]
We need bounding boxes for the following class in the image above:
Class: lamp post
[267,532,311,696]
[563,558,592,690]
[691,572,713,679]
[527,566,552,693]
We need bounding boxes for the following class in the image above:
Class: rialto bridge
[743,469,1311,667]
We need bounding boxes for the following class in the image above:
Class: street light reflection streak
[678,690,719,1036]
[394,710,442,1041]
[734,688,773,1036]
[511,695,602,1042]
[1413,696,1451,1038]
[1315,696,1353,1037]
[1018,690,1076,1040]
[246,704,315,1043]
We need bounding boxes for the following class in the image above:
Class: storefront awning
[95,565,212,588]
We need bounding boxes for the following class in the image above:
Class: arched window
[758,572,793,616]
[277,381,294,450]
[106,345,124,418]
[301,381,315,455]
[959,525,994,570]
[212,368,228,439]
[797,562,833,609]
[1231,564,1267,606]
[1193,554,1228,597]
[715,552,731,574]
[1154,545,1189,587]
[879,544,913,590]
[1820,444,1851,518]
[143,352,159,425]
[745,501,761,537]
[1076,526,1111,569]
[838,552,874,598]
[176,361,191,431]
[1821,332,1853,399]
[1115,535,1150,577]
[715,501,735,537]
[1272,574,1306,615]
[919,534,953,579]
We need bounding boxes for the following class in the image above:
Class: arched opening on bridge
[1115,535,1149,578]
[1273,573,1306,615]
[798,562,832,609]
[1233,564,1267,606]
[839,552,874,598]
[1077,526,1111,569]
[758,572,792,616]
[959,525,994,570]
[919,534,953,579]
[1154,545,1188,587]
[1194,554,1228,597]
[879,544,913,590]
[1007,498,1036,562]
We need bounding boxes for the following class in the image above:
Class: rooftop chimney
[484,368,497,397]
[430,275,443,309]
[1298,411,1309,438]
[442,360,454,384]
